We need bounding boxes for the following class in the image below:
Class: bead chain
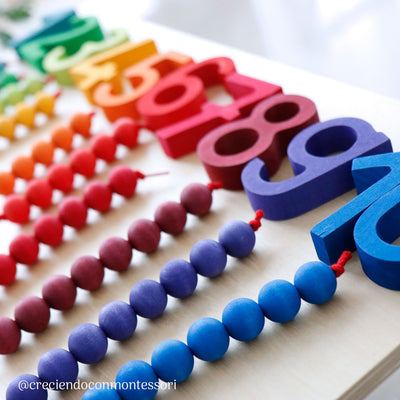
[0,181,223,353]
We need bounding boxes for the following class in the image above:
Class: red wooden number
[136,57,282,158]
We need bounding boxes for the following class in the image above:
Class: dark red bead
[70,255,104,290]
[180,183,212,216]
[0,317,21,354]
[90,134,117,162]
[108,166,138,198]
[69,148,97,177]
[33,215,64,246]
[3,195,30,224]
[128,219,161,253]
[58,196,88,229]
[26,179,53,209]
[154,201,187,235]
[0,254,17,285]
[9,233,40,265]
[99,237,132,271]
[42,275,77,310]
[113,117,139,148]
[47,164,74,193]
[83,181,112,212]
[14,296,50,333]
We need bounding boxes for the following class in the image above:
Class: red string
[207,181,223,191]
[248,210,264,231]
[54,90,62,99]
[330,251,352,277]
[136,171,169,180]
[45,75,54,84]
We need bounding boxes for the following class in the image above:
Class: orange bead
[51,125,74,151]
[11,156,35,180]
[0,172,15,195]
[31,141,55,166]
[69,112,94,138]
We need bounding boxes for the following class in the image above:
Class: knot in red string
[248,210,264,231]
[330,251,352,277]
[135,171,146,180]
[207,181,223,191]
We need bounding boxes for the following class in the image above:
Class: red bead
[108,166,138,197]
[0,317,21,354]
[90,134,117,162]
[26,178,53,208]
[99,237,132,271]
[9,233,40,265]
[154,201,187,235]
[58,197,88,228]
[0,255,17,285]
[113,117,139,148]
[42,275,77,310]
[70,255,104,290]
[14,296,50,333]
[69,148,97,177]
[83,181,112,212]
[47,163,74,192]
[33,215,64,246]
[128,219,161,253]
[180,183,212,216]
[3,194,30,224]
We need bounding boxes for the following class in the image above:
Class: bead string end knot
[248,210,264,231]
[207,181,223,191]
[330,251,352,277]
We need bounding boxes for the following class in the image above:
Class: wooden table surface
[2,7,400,399]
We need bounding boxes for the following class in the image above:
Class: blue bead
[129,280,167,319]
[151,340,194,383]
[116,360,158,400]
[6,374,47,400]
[159,259,197,298]
[218,220,255,258]
[294,261,337,304]
[187,317,229,361]
[222,298,265,341]
[99,301,137,341]
[258,280,301,323]
[68,323,108,364]
[82,387,121,400]
[189,239,227,277]
[38,348,78,388]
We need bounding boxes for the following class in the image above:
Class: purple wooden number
[241,117,392,220]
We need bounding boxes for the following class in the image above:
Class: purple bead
[99,301,137,341]
[38,348,78,388]
[68,323,108,364]
[129,280,167,319]
[7,374,47,400]
[127,219,161,253]
[190,239,227,277]
[160,259,197,298]
[99,237,133,271]
[218,220,256,258]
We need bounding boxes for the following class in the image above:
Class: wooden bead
[69,112,94,137]
[70,255,104,290]
[0,317,21,354]
[0,255,17,286]
[9,233,40,265]
[69,148,97,177]
[90,134,117,162]
[31,141,55,166]
[113,117,139,148]
[58,197,88,228]
[51,125,74,150]
[14,296,50,333]
[33,215,64,246]
[180,183,212,216]
[47,163,74,192]
[99,237,132,271]
[83,181,112,212]
[42,275,77,310]
[154,201,187,235]
[127,219,161,253]
[3,195,30,223]
[0,171,15,195]
[12,156,35,180]
[108,166,137,197]
[26,179,53,208]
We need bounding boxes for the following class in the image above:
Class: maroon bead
[0,317,21,354]
[154,201,187,235]
[128,219,161,253]
[70,255,104,290]
[14,296,50,333]
[99,237,132,271]
[42,275,77,310]
[9,233,40,265]
[83,181,113,212]
[58,197,88,229]
[108,166,138,198]
[33,214,64,246]
[180,183,213,216]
